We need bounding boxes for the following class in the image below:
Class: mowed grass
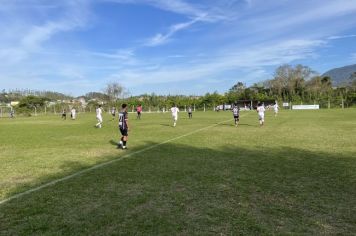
[0,109,355,235]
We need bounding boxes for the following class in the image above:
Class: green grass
[0,109,355,235]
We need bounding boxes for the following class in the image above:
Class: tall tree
[104,82,124,101]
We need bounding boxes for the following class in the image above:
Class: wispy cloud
[107,0,237,48]
[1,0,356,95]
[167,54,186,58]
[108,39,325,86]
[0,0,90,64]
[144,18,199,46]
[328,34,356,40]
[105,0,224,21]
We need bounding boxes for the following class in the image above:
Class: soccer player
[257,102,265,126]
[95,105,103,128]
[171,104,179,127]
[118,103,129,149]
[111,107,116,120]
[232,104,240,127]
[188,106,193,119]
[273,102,279,117]
[71,108,76,120]
[136,104,142,119]
[9,108,14,118]
[61,109,67,120]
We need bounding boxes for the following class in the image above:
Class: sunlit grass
[0,109,355,235]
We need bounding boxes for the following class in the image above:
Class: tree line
[114,65,356,110]
[1,64,355,115]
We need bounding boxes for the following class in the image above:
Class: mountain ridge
[322,64,356,86]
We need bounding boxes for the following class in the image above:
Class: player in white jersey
[71,108,76,120]
[257,103,265,126]
[171,104,179,127]
[95,105,103,128]
[111,107,116,120]
[273,102,279,117]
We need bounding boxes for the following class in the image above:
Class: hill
[323,64,356,86]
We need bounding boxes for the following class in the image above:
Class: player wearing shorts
[171,104,179,127]
[111,107,116,120]
[257,103,265,126]
[118,104,129,149]
[188,106,192,119]
[95,105,103,128]
[273,102,279,117]
[71,108,76,120]
[232,104,240,127]
[10,108,14,118]
[61,109,67,120]
[136,105,142,119]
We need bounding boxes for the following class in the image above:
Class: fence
[281,97,356,109]
[2,97,356,118]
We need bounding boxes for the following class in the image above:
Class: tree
[229,82,245,93]
[104,82,124,101]
[85,92,110,101]
[271,64,315,100]
[347,72,356,91]
[18,96,47,109]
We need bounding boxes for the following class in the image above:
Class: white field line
[0,116,245,205]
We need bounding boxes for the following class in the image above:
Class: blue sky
[1,0,356,96]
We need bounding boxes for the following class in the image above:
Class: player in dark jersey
[61,109,67,120]
[232,104,240,127]
[118,103,129,149]
[188,106,193,119]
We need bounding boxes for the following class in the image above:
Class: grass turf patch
[0,109,355,235]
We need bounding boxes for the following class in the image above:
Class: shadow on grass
[109,139,118,146]
[1,142,355,235]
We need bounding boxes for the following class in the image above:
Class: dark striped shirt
[119,111,128,129]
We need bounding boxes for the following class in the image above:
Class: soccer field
[1,109,355,235]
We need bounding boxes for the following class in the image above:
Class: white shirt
[257,106,265,116]
[96,107,102,117]
[71,109,76,114]
[273,104,279,111]
[171,107,179,117]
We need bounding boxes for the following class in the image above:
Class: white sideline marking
[0,116,243,205]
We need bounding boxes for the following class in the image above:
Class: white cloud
[105,0,218,20]
[328,34,356,40]
[107,0,235,48]
[236,0,356,37]
[1,0,356,96]
[0,0,90,64]
[108,39,325,86]
[144,18,198,46]
[167,54,186,58]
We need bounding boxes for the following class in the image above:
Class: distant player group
[76,101,279,150]
[232,101,279,127]
[61,108,76,120]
